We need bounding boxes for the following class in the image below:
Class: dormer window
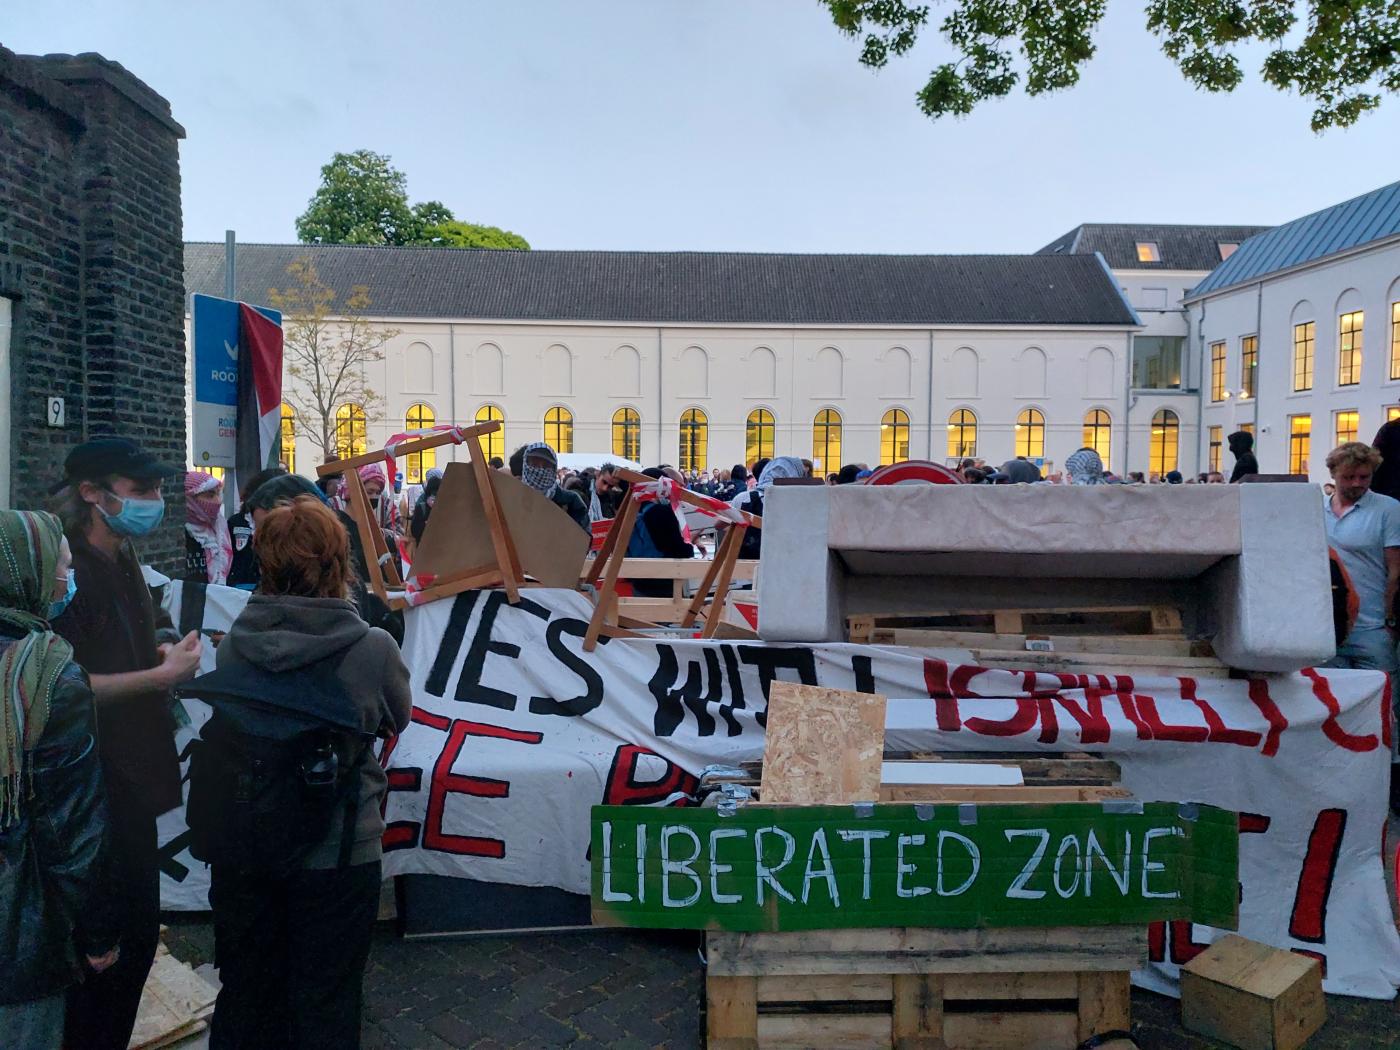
[1218,242,1239,260]
[1135,241,1160,263]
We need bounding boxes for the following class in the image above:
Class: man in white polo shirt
[1323,442,1400,671]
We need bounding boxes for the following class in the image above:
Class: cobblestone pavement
[163,918,1397,1049]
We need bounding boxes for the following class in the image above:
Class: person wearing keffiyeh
[1063,447,1106,485]
[0,510,111,1046]
[183,471,233,585]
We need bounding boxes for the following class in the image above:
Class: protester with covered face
[357,463,398,534]
[183,471,233,586]
[49,439,202,1050]
[0,510,111,1050]
[225,467,287,591]
[517,442,589,532]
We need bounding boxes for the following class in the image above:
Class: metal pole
[224,230,236,300]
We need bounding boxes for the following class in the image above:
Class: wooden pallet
[848,605,1183,644]
[706,926,1140,1049]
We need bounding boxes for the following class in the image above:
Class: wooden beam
[316,421,501,476]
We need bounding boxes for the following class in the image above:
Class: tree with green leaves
[266,257,399,458]
[821,1,1400,131]
[295,150,530,248]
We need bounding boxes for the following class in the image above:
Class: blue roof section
[1188,181,1400,299]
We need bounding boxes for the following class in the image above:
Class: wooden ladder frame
[317,421,524,610]
[582,468,760,650]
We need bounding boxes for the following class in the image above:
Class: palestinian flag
[235,304,284,479]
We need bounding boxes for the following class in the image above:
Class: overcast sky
[6,1,1398,253]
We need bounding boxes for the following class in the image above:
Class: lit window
[1082,409,1111,462]
[280,403,296,474]
[1334,410,1359,446]
[1015,408,1045,459]
[403,403,436,483]
[947,409,977,460]
[612,408,641,462]
[679,408,708,473]
[1240,422,1254,436]
[1208,425,1222,474]
[1210,342,1226,402]
[880,408,910,466]
[745,409,775,466]
[811,409,842,472]
[1240,336,1257,399]
[335,402,367,459]
[1292,321,1315,391]
[1391,302,1400,381]
[544,406,574,453]
[1338,311,1363,386]
[1390,406,1400,423]
[475,404,505,461]
[1135,242,1161,263]
[1218,242,1239,260]
[1289,415,1311,475]
[1150,409,1179,476]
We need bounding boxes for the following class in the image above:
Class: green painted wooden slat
[590,802,1238,933]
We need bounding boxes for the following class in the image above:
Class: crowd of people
[6,421,1400,1048]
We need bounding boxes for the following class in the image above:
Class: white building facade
[185,246,1141,482]
[1184,182,1400,482]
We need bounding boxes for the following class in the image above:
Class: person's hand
[156,630,203,688]
[86,945,120,973]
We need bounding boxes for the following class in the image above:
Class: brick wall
[0,46,187,569]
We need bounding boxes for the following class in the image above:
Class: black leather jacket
[0,631,109,1004]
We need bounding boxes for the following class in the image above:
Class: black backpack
[180,655,375,873]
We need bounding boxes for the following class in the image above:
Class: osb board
[414,462,589,589]
[129,943,218,1049]
[760,681,886,804]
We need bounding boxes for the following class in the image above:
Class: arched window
[612,407,641,462]
[544,406,574,453]
[679,409,708,473]
[335,402,367,459]
[880,408,910,465]
[280,402,296,474]
[475,404,505,462]
[812,409,842,472]
[404,403,436,482]
[1015,408,1045,459]
[1082,409,1111,462]
[746,408,775,465]
[1150,409,1180,475]
[947,409,977,460]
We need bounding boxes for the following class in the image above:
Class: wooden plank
[592,557,758,580]
[1076,971,1131,1043]
[760,682,887,805]
[755,974,891,1003]
[943,971,1078,1001]
[941,1011,1079,1050]
[848,606,1183,637]
[963,648,1229,678]
[892,973,945,1048]
[701,525,746,639]
[584,494,639,651]
[341,468,394,605]
[466,431,520,603]
[755,1013,889,1049]
[706,927,1148,978]
[707,974,759,1050]
[315,421,499,476]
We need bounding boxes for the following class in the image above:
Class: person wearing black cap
[49,438,203,1050]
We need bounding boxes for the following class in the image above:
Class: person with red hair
[196,496,410,1050]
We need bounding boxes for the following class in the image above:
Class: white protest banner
[156,583,1400,999]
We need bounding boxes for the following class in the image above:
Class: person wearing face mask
[48,438,203,1050]
[0,511,113,1050]
[183,471,234,586]
[513,442,590,532]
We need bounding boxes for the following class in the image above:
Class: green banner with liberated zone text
[591,802,1238,932]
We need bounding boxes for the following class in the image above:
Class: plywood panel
[760,681,887,805]
[414,462,588,590]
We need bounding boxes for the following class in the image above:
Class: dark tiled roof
[1188,180,1400,300]
[184,242,1138,327]
[1036,223,1271,271]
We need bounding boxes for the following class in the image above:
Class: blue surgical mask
[99,491,166,537]
[49,573,77,620]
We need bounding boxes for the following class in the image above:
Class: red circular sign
[862,461,962,485]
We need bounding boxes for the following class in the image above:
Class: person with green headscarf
[0,510,112,1050]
